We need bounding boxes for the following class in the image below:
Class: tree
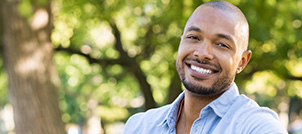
[0,0,301,133]
[0,0,65,133]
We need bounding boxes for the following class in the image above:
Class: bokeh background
[0,0,302,133]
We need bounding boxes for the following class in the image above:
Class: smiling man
[123,1,287,134]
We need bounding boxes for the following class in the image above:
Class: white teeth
[191,65,213,74]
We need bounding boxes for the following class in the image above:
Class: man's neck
[176,90,224,134]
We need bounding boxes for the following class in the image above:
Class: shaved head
[201,1,241,12]
[187,1,249,51]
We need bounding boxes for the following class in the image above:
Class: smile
[191,65,214,74]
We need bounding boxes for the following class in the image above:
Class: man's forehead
[196,5,237,19]
[185,6,238,31]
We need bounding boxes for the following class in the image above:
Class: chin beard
[177,63,234,96]
[181,74,234,96]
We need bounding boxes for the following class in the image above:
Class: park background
[0,0,302,133]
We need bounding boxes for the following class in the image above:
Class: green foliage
[0,57,8,107]
[51,0,302,130]
[54,50,141,127]
[31,0,302,130]
[17,0,49,19]
[18,0,33,19]
[234,0,302,113]
[0,0,301,132]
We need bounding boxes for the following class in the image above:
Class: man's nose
[193,41,214,61]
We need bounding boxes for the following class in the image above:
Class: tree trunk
[0,0,65,133]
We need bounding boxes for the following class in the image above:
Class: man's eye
[187,36,199,41]
[217,43,229,48]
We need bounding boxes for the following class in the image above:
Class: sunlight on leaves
[141,60,152,72]
[0,71,8,106]
[62,113,71,123]
[261,40,276,53]
[65,65,78,76]
[167,22,182,38]
[144,4,156,16]
[52,20,75,47]
[285,58,302,77]
[89,23,115,49]
[68,77,78,87]
[99,106,128,122]
[292,19,302,29]
[274,18,284,28]
[153,89,165,104]
[129,96,145,108]
[18,0,33,19]
[287,81,302,98]
[266,0,276,7]
[245,71,279,97]
[105,48,119,59]
[83,3,96,14]
[107,64,123,76]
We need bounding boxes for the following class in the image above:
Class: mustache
[185,58,220,69]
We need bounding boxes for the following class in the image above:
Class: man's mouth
[185,60,220,76]
[191,65,214,74]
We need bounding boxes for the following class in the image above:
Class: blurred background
[0,0,302,133]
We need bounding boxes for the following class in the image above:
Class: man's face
[176,6,249,95]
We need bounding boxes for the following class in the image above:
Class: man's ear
[236,50,252,74]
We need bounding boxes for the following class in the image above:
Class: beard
[176,60,235,96]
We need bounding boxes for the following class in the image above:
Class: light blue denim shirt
[123,83,287,134]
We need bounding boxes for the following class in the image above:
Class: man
[123,1,287,134]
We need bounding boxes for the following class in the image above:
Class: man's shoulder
[234,95,278,118]
[229,95,287,133]
[123,104,171,133]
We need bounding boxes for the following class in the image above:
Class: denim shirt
[123,83,287,134]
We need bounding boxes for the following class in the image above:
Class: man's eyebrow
[185,27,235,43]
[217,33,234,43]
[186,26,202,33]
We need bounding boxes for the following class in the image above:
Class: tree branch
[109,20,156,110]
[287,76,302,81]
[55,46,125,66]
[55,19,157,110]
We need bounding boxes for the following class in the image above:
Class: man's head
[176,1,251,96]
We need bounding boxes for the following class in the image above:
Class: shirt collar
[158,91,185,129]
[157,83,240,128]
[207,83,239,118]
